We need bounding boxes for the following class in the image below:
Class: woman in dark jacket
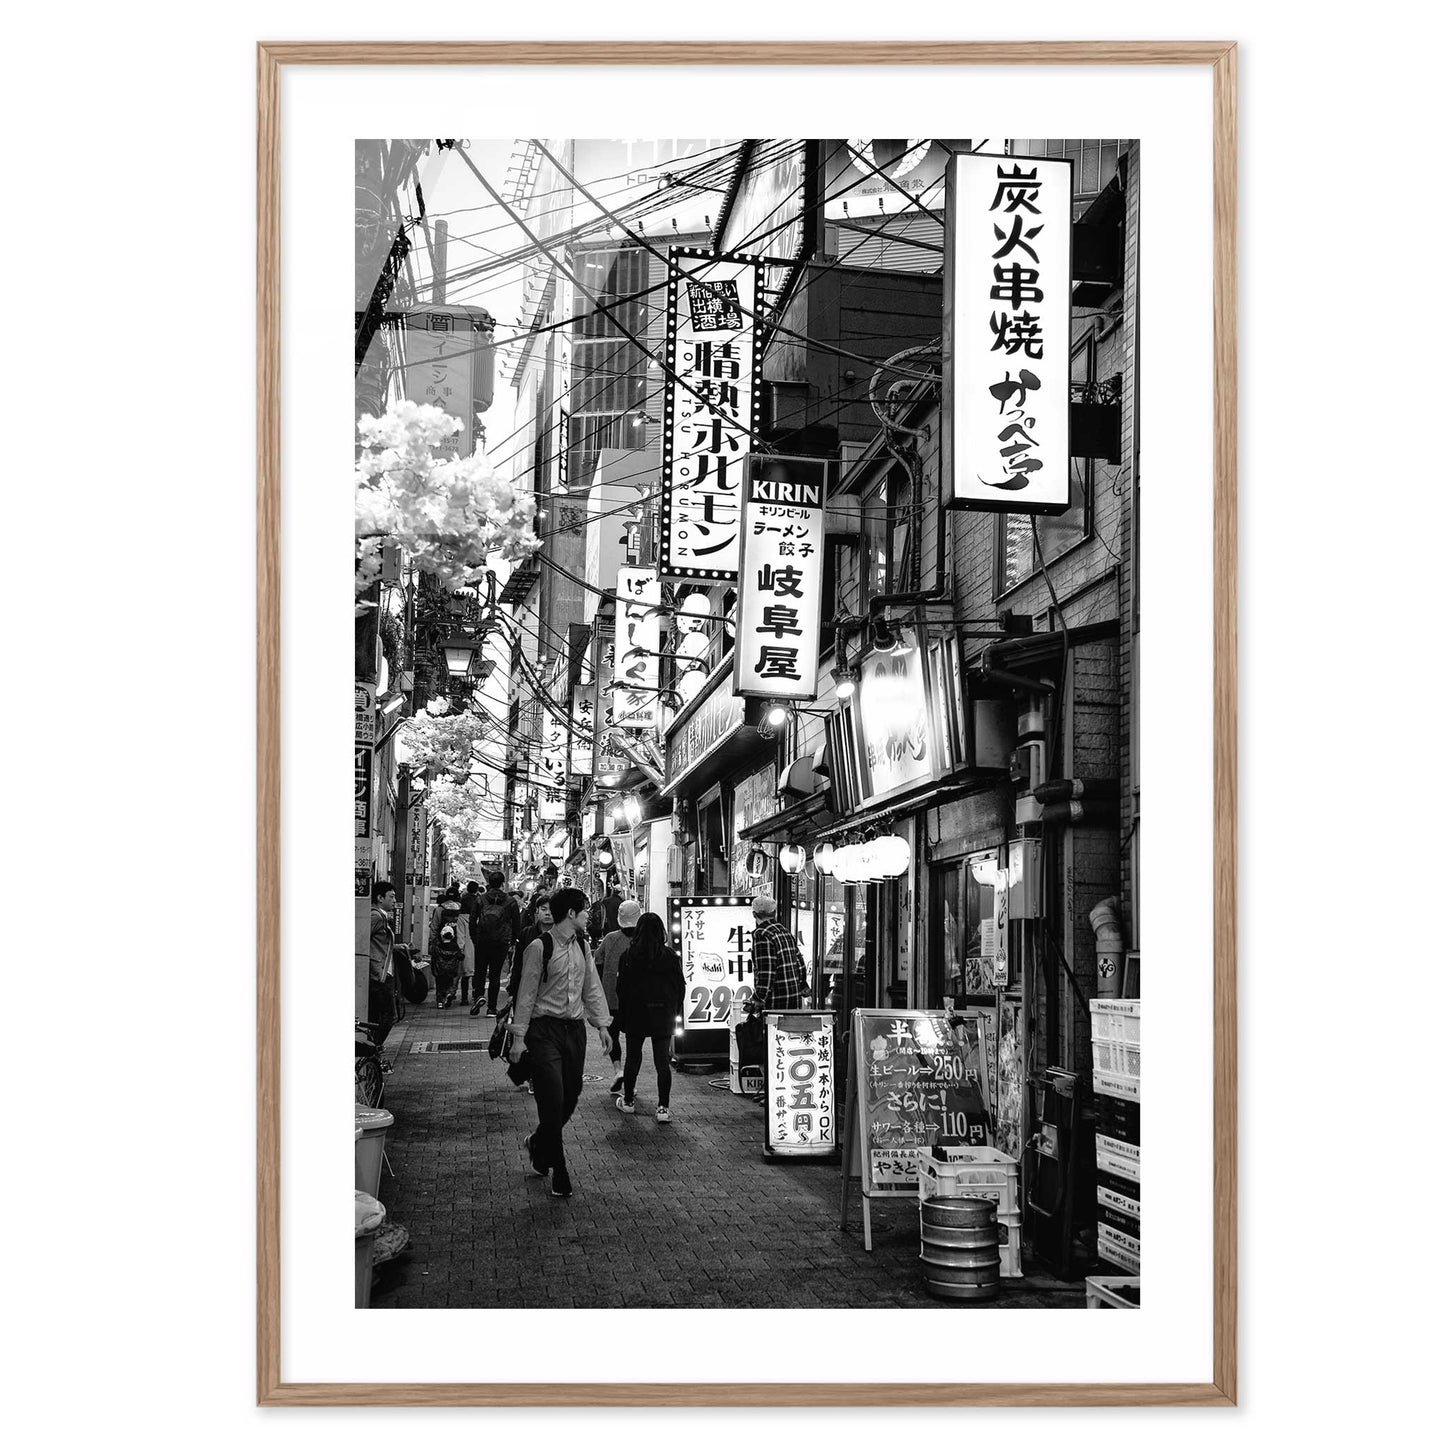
[614,911,686,1123]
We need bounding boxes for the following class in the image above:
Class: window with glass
[931,851,1008,1005]
[996,334,1096,596]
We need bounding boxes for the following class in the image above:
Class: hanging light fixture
[623,795,643,827]
[869,614,897,654]
[779,843,806,874]
[831,661,858,700]
[812,842,836,876]
[440,631,480,676]
[746,846,770,879]
[766,704,791,728]
[875,835,912,877]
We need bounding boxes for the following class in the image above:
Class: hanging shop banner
[668,896,756,1031]
[943,152,1074,514]
[539,793,567,822]
[659,248,764,581]
[569,687,594,779]
[399,305,494,460]
[354,683,375,896]
[847,1010,991,1193]
[733,455,830,701]
[613,566,661,730]
[539,708,569,793]
[765,1013,838,1157]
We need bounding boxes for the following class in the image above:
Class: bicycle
[355,1017,387,1108]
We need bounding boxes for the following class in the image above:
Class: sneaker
[615,1096,635,1114]
[525,1134,548,1177]
[655,1106,672,1124]
[469,1000,483,1017]
[609,1071,625,1095]
[550,1166,573,1199]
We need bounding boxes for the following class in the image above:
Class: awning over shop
[737,789,835,844]
[811,778,991,840]
[660,658,769,800]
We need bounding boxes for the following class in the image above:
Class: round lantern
[875,835,912,877]
[677,592,712,632]
[832,845,859,884]
[779,843,806,874]
[812,843,836,876]
[746,846,770,879]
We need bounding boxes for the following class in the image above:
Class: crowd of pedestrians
[365,873,812,1203]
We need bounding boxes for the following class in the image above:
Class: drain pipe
[1089,895,1125,999]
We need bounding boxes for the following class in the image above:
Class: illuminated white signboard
[613,566,661,729]
[668,897,756,1031]
[765,1013,837,1156]
[944,152,1073,513]
[733,455,829,701]
[659,248,763,580]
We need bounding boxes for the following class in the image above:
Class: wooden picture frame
[258,40,1237,1406]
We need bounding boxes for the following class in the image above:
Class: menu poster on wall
[765,1013,837,1157]
[848,1010,990,1193]
[668,897,756,1031]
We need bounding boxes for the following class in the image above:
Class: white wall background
[6,1,1439,1439]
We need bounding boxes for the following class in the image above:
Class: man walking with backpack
[508,887,611,1199]
[470,871,522,1017]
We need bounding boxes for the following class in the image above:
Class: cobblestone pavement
[370,996,1085,1310]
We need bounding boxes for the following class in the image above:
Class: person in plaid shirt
[746,893,811,1012]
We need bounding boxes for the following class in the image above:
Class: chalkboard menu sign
[848,1009,990,1194]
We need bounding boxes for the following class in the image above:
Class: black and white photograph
[352,136,1142,1313]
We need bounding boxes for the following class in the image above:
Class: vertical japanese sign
[659,248,763,580]
[569,687,594,779]
[354,684,375,897]
[765,1014,837,1156]
[668,897,757,1031]
[944,153,1073,513]
[539,707,569,815]
[401,307,487,459]
[613,566,661,729]
[733,455,829,699]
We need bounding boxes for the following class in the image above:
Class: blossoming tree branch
[355,400,541,611]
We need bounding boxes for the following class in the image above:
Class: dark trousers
[367,978,396,1048]
[526,1017,587,1171]
[479,946,509,1013]
[622,1008,674,1106]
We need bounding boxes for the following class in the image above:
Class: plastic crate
[918,1155,1021,1215]
[1098,1222,1140,1272]
[930,1143,1017,1176]
[1096,1134,1141,1182]
[1090,999,1141,1045]
[1086,1275,1141,1309]
[1092,1037,1141,1077]
[1095,1093,1141,1144]
[1095,1067,1141,1103]
[999,1213,1022,1279]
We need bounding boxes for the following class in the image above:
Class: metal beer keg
[919,1195,1001,1301]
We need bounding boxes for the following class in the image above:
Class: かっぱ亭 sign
[765,1013,838,1156]
[669,897,756,1030]
[945,151,1073,513]
[733,455,830,701]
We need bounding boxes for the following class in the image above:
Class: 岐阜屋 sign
[943,152,1073,513]
[659,248,763,581]
[733,455,830,701]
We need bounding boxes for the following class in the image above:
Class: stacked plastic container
[1090,999,1140,1285]
[917,1144,1023,1278]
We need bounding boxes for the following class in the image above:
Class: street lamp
[831,660,858,700]
[441,631,480,676]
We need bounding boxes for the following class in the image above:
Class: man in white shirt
[509,886,612,1199]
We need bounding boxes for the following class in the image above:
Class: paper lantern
[812,843,836,876]
[779,843,806,874]
[875,835,912,877]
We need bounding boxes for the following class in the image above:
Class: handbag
[487,1005,513,1060]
